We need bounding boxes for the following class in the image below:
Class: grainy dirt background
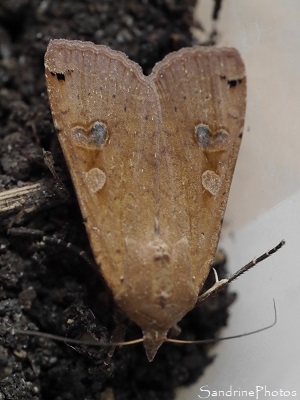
[0,1,235,399]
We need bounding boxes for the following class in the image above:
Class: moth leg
[168,324,181,339]
[197,240,285,306]
[197,268,228,304]
[108,309,129,358]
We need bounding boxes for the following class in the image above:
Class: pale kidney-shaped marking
[84,168,106,193]
[202,170,222,196]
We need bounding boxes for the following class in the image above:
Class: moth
[44,39,246,361]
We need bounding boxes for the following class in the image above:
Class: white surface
[175,2,300,399]
[177,191,300,399]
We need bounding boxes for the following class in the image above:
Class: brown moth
[44,39,246,361]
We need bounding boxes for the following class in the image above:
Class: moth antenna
[167,299,277,345]
[12,328,144,347]
[12,299,276,348]
[197,240,285,305]
[7,227,96,271]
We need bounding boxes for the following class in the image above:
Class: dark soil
[0,1,235,399]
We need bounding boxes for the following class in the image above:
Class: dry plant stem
[0,182,44,214]
[0,179,68,219]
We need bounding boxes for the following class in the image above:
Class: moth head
[142,328,168,361]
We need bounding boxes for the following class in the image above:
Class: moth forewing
[45,40,246,361]
[151,47,246,289]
